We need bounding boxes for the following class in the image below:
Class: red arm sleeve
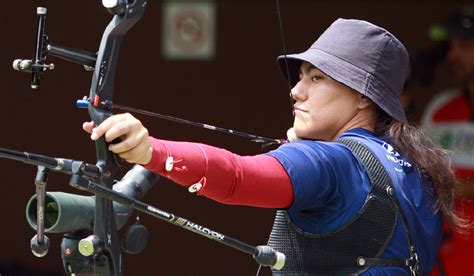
[143,137,294,208]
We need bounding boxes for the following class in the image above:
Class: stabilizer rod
[69,174,286,270]
[0,147,101,179]
[47,43,97,68]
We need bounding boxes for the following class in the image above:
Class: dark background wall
[0,1,470,275]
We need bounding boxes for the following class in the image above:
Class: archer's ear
[357,95,373,109]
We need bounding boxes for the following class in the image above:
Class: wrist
[139,146,153,165]
[142,137,168,172]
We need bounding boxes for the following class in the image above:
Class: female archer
[84,18,466,274]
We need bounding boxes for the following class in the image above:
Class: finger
[118,141,151,164]
[83,121,95,134]
[104,121,135,144]
[91,113,129,140]
[108,122,148,151]
[108,131,140,154]
[114,132,149,159]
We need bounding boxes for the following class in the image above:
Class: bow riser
[85,2,147,275]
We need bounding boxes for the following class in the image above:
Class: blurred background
[0,0,472,275]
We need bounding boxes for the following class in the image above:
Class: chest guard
[267,138,419,275]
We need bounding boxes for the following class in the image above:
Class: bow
[14,1,147,275]
[83,1,148,275]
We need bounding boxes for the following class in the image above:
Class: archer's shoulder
[269,139,354,164]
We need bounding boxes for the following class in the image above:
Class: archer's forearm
[143,137,294,208]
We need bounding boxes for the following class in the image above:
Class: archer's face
[447,38,474,81]
[291,62,361,141]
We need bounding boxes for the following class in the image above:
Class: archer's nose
[290,81,306,101]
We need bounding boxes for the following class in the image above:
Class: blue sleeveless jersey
[267,128,442,275]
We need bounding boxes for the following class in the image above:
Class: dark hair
[374,109,470,231]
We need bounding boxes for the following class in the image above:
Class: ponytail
[375,109,470,231]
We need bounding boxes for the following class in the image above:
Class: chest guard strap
[267,138,419,275]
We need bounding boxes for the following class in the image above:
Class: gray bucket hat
[278,18,409,123]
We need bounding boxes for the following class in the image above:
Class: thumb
[83,121,95,134]
[286,127,299,142]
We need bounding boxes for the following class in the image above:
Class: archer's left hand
[83,113,153,165]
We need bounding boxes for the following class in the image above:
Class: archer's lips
[293,105,307,113]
